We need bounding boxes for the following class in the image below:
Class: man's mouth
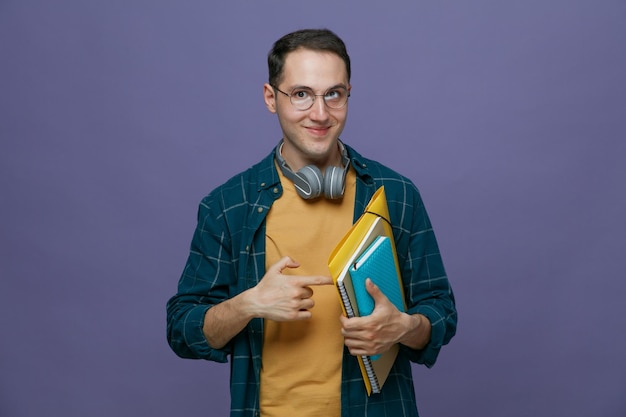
[306,126,331,136]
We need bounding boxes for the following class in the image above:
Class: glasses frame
[272,85,350,111]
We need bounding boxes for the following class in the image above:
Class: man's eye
[326,90,342,99]
[293,90,310,99]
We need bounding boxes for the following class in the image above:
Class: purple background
[1,1,625,416]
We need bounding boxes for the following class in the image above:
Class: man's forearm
[398,313,431,350]
[203,290,256,349]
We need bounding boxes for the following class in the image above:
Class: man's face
[264,48,350,171]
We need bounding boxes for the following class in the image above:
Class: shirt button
[273,187,279,194]
[257,207,263,213]
[260,182,266,187]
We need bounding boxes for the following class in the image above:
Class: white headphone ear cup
[295,165,324,199]
[323,165,346,199]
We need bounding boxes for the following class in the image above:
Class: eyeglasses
[272,85,350,111]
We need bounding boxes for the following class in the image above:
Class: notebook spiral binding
[337,283,355,317]
[338,281,381,394]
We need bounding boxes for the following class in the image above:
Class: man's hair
[268,28,351,87]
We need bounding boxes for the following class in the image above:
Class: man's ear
[263,83,277,114]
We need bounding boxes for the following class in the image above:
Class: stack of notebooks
[328,186,406,395]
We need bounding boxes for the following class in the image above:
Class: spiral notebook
[328,186,405,395]
[349,235,406,360]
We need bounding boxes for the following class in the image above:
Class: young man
[167,29,457,417]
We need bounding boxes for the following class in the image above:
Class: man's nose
[308,97,330,120]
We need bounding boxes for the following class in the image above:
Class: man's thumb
[365,278,383,300]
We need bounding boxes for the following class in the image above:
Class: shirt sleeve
[166,195,234,363]
[397,184,457,368]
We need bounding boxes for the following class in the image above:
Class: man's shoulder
[346,144,418,192]
[199,149,277,208]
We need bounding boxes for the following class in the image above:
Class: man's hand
[340,278,431,357]
[247,256,334,321]
[203,256,333,349]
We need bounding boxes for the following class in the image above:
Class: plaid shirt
[167,144,457,417]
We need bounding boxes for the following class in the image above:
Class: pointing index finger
[295,275,334,286]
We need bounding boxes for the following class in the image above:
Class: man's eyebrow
[289,83,348,92]
[326,83,349,90]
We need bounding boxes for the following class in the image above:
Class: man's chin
[283,137,341,166]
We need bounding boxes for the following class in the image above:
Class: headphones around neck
[275,140,350,200]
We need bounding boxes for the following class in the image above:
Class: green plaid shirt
[167,144,457,417]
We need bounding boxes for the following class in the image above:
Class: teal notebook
[349,236,406,359]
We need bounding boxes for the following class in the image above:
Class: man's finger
[365,278,388,305]
[271,256,300,273]
[294,275,334,286]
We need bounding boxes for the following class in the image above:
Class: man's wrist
[399,313,431,350]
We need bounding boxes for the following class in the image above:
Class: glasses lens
[290,88,314,110]
[324,88,349,109]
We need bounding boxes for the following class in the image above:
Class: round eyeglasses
[272,85,350,111]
